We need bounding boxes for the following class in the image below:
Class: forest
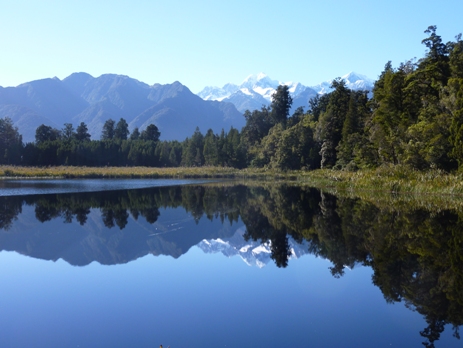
[1,26,463,172]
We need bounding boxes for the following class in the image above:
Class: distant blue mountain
[0,73,245,143]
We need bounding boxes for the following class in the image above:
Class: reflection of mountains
[0,186,244,266]
[5,208,235,267]
[1,182,463,346]
[198,227,309,268]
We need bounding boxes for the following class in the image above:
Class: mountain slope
[0,78,89,121]
[0,74,244,142]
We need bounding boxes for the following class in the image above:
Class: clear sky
[1,0,462,93]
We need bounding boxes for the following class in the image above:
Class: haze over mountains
[0,72,374,143]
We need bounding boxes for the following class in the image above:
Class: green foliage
[203,129,219,166]
[0,117,22,164]
[270,85,293,127]
[316,78,350,168]
[241,106,273,147]
[308,94,330,122]
[336,91,369,169]
[76,122,91,141]
[114,118,129,140]
[130,127,140,140]
[62,123,75,141]
[140,124,160,142]
[182,127,204,166]
[101,119,115,140]
[35,124,61,144]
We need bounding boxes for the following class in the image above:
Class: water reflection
[0,183,462,347]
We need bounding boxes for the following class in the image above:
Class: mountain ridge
[0,72,375,143]
[0,73,244,143]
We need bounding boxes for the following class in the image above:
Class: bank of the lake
[1,165,463,196]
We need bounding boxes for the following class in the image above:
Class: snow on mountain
[196,72,374,113]
[310,72,375,95]
[198,83,240,101]
[285,81,306,96]
[198,73,279,102]
[240,73,279,101]
[197,227,310,268]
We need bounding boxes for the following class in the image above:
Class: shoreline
[1,165,463,196]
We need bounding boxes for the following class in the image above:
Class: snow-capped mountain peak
[341,71,374,84]
[196,72,375,113]
[240,73,279,91]
[310,71,374,95]
[284,81,305,96]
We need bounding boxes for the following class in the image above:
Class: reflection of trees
[0,196,23,230]
[242,204,291,268]
[0,182,462,345]
[364,209,463,348]
[309,196,463,348]
[241,185,322,268]
[233,184,463,347]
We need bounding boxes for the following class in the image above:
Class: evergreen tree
[130,127,140,140]
[182,127,204,166]
[0,117,22,164]
[114,118,129,140]
[446,35,463,166]
[368,63,410,165]
[203,129,219,166]
[270,85,293,128]
[76,122,91,141]
[101,119,115,140]
[140,124,160,142]
[336,91,369,169]
[316,79,350,168]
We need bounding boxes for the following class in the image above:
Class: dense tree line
[1,116,248,168]
[2,26,463,171]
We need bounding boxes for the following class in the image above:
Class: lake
[0,179,461,347]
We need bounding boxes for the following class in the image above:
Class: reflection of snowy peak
[197,72,374,113]
[197,227,309,268]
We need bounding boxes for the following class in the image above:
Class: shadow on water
[0,182,462,347]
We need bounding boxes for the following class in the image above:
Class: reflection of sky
[0,192,460,347]
[1,248,459,348]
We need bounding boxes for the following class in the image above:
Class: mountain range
[0,73,245,143]
[197,72,375,113]
[0,72,374,143]
[0,202,310,267]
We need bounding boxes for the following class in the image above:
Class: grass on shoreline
[0,165,248,179]
[1,164,463,196]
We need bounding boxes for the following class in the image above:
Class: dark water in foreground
[0,180,461,347]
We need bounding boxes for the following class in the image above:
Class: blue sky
[1,0,462,92]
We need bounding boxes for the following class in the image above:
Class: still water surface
[0,180,461,347]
